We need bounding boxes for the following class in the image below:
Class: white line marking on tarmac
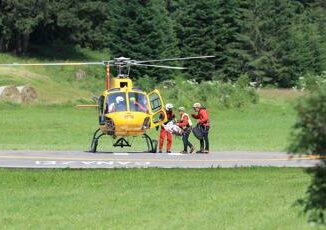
[167,153,186,156]
[113,153,130,156]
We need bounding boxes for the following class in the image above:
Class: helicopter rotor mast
[106,64,110,90]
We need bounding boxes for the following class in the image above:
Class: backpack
[192,126,203,140]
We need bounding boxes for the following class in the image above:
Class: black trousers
[182,128,193,152]
[199,126,209,151]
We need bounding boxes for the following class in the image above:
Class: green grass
[0,50,107,103]
[0,50,299,152]
[0,97,296,151]
[0,168,314,229]
[213,97,296,151]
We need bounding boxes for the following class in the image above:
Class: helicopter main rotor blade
[135,55,215,64]
[131,63,187,70]
[0,61,113,67]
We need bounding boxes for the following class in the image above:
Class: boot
[190,146,195,154]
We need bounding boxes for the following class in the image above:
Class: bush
[297,71,326,91]
[289,84,326,155]
[289,84,326,225]
[157,77,258,109]
[235,73,250,88]
[135,75,156,92]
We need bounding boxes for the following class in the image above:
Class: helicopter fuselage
[97,77,167,137]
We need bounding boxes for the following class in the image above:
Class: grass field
[0,51,106,103]
[0,95,296,152]
[0,168,314,229]
[0,51,301,152]
[0,51,316,229]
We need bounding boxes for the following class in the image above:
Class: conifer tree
[173,0,217,81]
[105,0,179,80]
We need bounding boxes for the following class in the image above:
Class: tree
[1,0,49,54]
[0,0,325,87]
[31,0,109,49]
[173,0,217,81]
[289,84,326,224]
[239,0,326,87]
[105,0,179,80]
[213,0,247,81]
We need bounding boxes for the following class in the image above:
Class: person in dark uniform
[177,107,195,154]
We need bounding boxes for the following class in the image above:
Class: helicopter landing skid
[89,128,158,153]
[90,128,104,153]
[143,134,158,153]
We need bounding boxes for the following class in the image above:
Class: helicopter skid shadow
[84,150,156,155]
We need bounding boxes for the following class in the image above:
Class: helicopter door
[98,95,105,125]
[148,89,167,128]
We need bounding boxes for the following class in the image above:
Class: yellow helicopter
[0,56,214,153]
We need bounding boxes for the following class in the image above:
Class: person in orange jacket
[159,103,175,153]
[191,103,210,153]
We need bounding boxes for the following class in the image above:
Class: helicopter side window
[106,93,127,113]
[129,93,148,113]
[149,93,162,113]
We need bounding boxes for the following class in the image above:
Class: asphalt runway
[0,150,320,168]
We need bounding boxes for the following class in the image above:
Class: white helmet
[193,102,201,108]
[116,96,124,103]
[166,103,173,110]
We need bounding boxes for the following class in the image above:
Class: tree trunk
[22,33,30,55]
[16,35,22,55]
[0,37,3,52]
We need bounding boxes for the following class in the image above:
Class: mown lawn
[214,98,296,151]
[0,96,296,152]
[0,168,312,229]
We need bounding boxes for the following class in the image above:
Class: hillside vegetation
[0,49,299,152]
[0,0,325,87]
[0,50,107,103]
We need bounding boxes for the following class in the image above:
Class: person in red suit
[159,103,175,153]
[191,103,210,153]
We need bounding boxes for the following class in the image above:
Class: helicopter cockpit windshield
[106,92,127,113]
[129,92,148,113]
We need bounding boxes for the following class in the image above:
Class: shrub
[157,77,258,109]
[235,73,250,88]
[135,75,156,92]
[289,84,326,225]
[297,71,326,91]
[289,84,326,155]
